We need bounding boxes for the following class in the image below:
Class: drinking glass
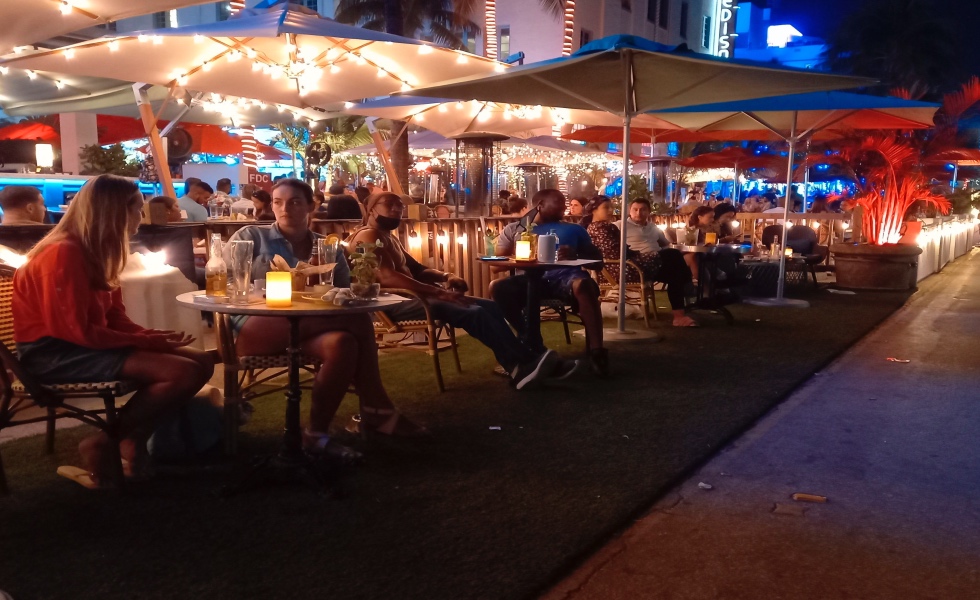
[228,240,254,305]
[317,238,339,287]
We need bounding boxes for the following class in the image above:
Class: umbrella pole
[617,112,631,333]
[133,84,175,199]
[746,112,808,308]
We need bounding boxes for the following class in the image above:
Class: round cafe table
[670,244,751,324]
[176,290,410,495]
[478,258,601,351]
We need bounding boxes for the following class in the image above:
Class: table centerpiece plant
[350,240,383,299]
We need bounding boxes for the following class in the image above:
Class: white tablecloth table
[120,256,204,349]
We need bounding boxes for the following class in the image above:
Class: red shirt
[13,240,163,350]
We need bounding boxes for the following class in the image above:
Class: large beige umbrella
[0,3,507,113]
[0,0,211,55]
[401,35,872,335]
[344,96,683,139]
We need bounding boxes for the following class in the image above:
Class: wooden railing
[201,214,859,299]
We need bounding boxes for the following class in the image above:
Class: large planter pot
[830,243,922,291]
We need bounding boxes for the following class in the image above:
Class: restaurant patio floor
[0,275,921,599]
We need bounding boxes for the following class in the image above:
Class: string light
[138,35,149,42]
[202,61,213,72]
[59,1,72,15]
[176,74,189,86]
[251,61,262,71]
[0,66,8,75]
[330,63,341,74]
[108,40,119,51]
[456,53,468,64]
[152,36,163,45]
[418,45,433,55]
[26,70,37,79]
[55,80,64,89]
[64,48,74,59]
[194,34,204,43]
[228,50,242,62]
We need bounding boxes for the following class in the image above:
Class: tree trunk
[384,0,410,194]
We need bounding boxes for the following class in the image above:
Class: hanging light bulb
[355,54,367,65]
[59,1,73,15]
[376,67,386,78]
[245,48,257,59]
[138,34,149,42]
[438,104,448,113]
[55,80,64,89]
[251,61,262,72]
[194,34,204,44]
[202,61,213,72]
[456,53,468,64]
[418,45,433,55]
[26,70,37,80]
[152,36,163,45]
[330,63,340,74]
[228,50,242,62]
[176,74,189,86]
[495,63,506,73]
[344,102,355,109]
[0,66,8,75]
[108,40,120,51]
[64,48,74,59]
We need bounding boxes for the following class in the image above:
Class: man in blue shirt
[177,179,211,222]
[492,189,608,377]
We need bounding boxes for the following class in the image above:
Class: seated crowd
[6,176,771,490]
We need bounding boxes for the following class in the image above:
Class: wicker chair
[373,288,460,392]
[0,265,138,493]
[213,313,323,456]
[540,298,581,344]
[595,259,659,328]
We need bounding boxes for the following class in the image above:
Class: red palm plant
[839,135,950,245]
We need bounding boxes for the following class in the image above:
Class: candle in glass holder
[266,271,292,307]
[704,232,717,245]
[784,248,794,257]
[515,240,532,261]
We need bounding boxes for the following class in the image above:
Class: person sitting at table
[680,206,715,280]
[616,198,669,254]
[504,196,527,216]
[710,203,740,243]
[251,189,276,222]
[231,184,257,215]
[147,195,183,223]
[177,178,210,222]
[12,174,214,488]
[568,197,585,217]
[349,192,561,390]
[225,179,424,453]
[583,196,696,327]
[0,185,47,225]
[490,189,609,377]
[318,183,365,220]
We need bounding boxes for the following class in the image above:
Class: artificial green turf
[0,288,911,600]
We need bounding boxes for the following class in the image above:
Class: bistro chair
[595,259,658,328]
[0,265,138,493]
[373,288,461,393]
[540,298,581,345]
[213,314,321,456]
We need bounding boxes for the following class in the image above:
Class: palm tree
[336,0,480,49]
[823,0,962,99]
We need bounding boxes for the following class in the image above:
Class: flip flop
[56,465,109,490]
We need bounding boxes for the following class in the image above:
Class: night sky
[768,0,980,78]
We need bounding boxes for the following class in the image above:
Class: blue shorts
[16,337,132,383]
[540,267,590,301]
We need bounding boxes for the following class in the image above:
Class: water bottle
[205,234,227,297]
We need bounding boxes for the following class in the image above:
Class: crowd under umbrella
[676,146,784,202]
[399,34,872,337]
[653,91,940,308]
[0,0,210,55]
[0,1,509,194]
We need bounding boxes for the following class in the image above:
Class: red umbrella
[0,121,60,142]
[563,125,730,144]
[677,146,779,170]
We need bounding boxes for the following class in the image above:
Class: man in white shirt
[616,198,669,254]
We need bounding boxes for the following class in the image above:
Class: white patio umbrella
[653,91,940,307]
[1,75,326,127]
[0,2,507,113]
[344,96,682,139]
[0,0,211,56]
[400,35,872,335]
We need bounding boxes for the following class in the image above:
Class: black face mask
[376,215,401,231]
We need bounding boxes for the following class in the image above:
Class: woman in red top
[14,175,213,488]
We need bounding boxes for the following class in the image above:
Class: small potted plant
[350,240,383,299]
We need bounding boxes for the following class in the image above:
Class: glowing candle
[266,272,292,307]
[515,240,532,261]
[704,232,717,245]
[784,248,794,257]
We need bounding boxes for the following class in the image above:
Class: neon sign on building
[716,0,738,58]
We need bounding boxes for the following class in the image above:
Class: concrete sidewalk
[545,250,980,599]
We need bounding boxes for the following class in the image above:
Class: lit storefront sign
[716,0,738,58]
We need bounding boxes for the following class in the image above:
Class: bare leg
[300,331,358,432]
[79,350,212,481]
[236,313,397,419]
[571,278,604,352]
